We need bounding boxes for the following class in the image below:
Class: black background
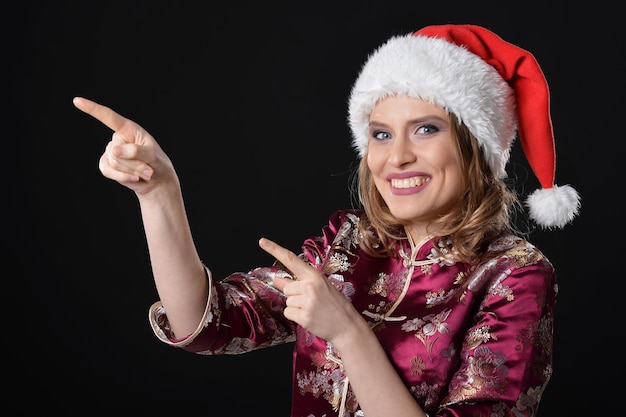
[8,1,618,415]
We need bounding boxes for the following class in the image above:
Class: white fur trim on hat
[348,34,516,179]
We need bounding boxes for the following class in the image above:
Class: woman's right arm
[73,97,208,338]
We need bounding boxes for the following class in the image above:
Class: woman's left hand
[259,237,358,343]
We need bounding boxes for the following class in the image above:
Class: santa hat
[348,24,580,229]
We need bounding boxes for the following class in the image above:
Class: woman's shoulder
[302,209,365,254]
[328,208,365,225]
[471,232,558,312]
[481,232,555,273]
[315,209,364,238]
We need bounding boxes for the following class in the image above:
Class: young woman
[74,24,580,417]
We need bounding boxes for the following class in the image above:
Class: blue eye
[417,124,439,135]
[373,131,392,140]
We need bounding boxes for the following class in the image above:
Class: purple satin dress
[149,209,556,417]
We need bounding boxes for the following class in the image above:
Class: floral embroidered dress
[149,209,556,417]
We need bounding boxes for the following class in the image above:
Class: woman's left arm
[437,248,557,416]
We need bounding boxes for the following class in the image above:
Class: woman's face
[366,95,464,230]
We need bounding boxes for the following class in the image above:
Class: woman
[74,24,580,417]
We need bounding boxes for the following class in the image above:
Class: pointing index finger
[259,237,311,279]
[73,96,130,133]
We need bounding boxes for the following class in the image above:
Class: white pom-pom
[526,184,581,229]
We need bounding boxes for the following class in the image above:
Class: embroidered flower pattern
[326,251,352,273]
[410,355,426,376]
[410,381,442,409]
[514,386,543,415]
[448,346,509,399]
[368,270,406,299]
[465,325,497,350]
[440,342,456,362]
[402,309,452,358]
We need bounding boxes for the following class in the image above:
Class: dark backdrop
[8,1,617,415]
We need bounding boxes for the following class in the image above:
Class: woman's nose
[388,136,416,166]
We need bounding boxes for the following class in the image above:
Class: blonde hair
[354,113,522,264]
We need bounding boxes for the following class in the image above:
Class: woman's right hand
[73,97,177,196]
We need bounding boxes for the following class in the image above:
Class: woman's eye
[373,131,392,140]
[417,124,439,135]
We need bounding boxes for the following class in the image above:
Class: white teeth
[391,176,430,188]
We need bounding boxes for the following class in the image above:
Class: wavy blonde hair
[354,113,522,264]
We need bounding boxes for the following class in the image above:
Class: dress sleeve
[146,209,358,355]
[437,244,557,417]
[148,261,298,354]
[147,265,215,347]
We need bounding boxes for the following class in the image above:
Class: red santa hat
[348,24,580,229]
